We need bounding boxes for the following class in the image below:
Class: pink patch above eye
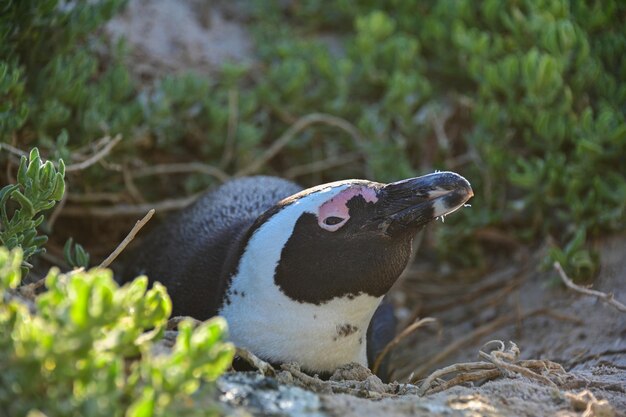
[318,186,378,231]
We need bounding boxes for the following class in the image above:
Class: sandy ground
[105,0,255,79]
[213,235,625,416]
[322,234,626,416]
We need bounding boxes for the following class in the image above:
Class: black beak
[374,171,473,235]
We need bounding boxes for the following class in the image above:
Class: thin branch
[418,361,496,395]
[220,88,239,168]
[418,341,566,395]
[98,209,155,269]
[46,191,67,231]
[426,369,501,394]
[409,308,564,383]
[123,163,146,203]
[132,162,230,183]
[236,347,276,377]
[372,317,437,376]
[67,192,126,203]
[60,194,199,217]
[0,142,28,158]
[65,134,123,172]
[235,113,370,177]
[409,313,517,383]
[478,342,557,388]
[554,261,626,313]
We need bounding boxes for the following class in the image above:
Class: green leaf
[10,190,35,219]
[126,388,155,417]
[50,173,65,201]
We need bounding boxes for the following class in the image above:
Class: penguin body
[123,173,473,374]
[124,176,301,320]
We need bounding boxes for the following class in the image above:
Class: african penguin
[121,172,473,375]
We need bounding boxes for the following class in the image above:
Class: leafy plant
[2,0,625,279]
[0,148,65,268]
[64,237,91,269]
[0,247,234,417]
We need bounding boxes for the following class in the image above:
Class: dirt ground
[322,233,626,416]
[213,235,625,417]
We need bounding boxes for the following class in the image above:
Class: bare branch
[98,209,155,269]
[235,113,370,177]
[60,194,199,217]
[372,317,437,376]
[554,261,626,313]
[0,142,28,158]
[418,361,496,395]
[66,134,123,172]
[132,162,230,183]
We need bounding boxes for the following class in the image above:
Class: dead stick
[235,113,368,177]
[236,347,275,376]
[409,308,562,383]
[554,261,626,313]
[426,369,501,395]
[372,317,437,375]
[66,134,122,172]
[98,209,154,269]
[409,313,517,383]
[132,162,230,183]
[60,195,198,217]
[418,361,496,395]
[479,350,557,388]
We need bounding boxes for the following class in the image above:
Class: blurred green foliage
[0,148,65,269]
[0,247,234,417]
[1,0,625,278]
[64,237,90,268]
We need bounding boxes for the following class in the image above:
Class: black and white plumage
[122,172,473,375]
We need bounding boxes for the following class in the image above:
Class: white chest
[217,184,383,372]
[219,277,382,372]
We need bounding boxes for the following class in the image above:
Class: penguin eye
[324,216,345,226]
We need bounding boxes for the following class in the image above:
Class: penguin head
[241,171,473,305]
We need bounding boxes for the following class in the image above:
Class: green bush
[0,148,65,270]
[2,0,624,278]
[267,0,626,273]
[0,248,234,417]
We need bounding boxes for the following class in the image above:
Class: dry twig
[554,261,626,313]
[66,134,123,172]
[98,209,154,268]
[132,162,230,183]
[236,347,276,377]
[372,317,437,375]
[67,192,126,203]
[220,88,239,169]
[417,361,496,395]
[410,313,517,382]
[0,142,28,158]
[478,341,557,388]
[123,163,146,203]
[60,194,199,217]
[235,113,369,177]
[409,308,573,383]
[46,191,67,231]
[417,340,566,395]
[425,369,501,395]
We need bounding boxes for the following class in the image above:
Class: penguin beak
[374,171,473,235]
